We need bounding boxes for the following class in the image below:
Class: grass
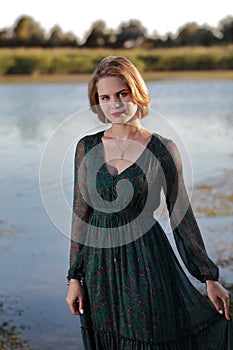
[0,46,232,77]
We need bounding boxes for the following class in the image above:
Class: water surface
[0,78,232,349]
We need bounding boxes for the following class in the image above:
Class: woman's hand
[206,280,230,320]
[66,279,85,315]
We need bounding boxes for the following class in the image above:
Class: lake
[0,77,232,350]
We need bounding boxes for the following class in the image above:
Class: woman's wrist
[67,279,80,286]
[67,277,84,286]
[206,280,218,285]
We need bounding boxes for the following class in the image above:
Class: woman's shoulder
[76,130,104,148]
[151,133,181,166]
[151,132,176,150]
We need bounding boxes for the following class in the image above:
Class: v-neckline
[99,130,154,176]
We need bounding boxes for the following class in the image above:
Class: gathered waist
[89,207,154,228]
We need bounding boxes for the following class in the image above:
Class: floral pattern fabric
[68,131,233,349]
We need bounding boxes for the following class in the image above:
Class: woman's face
[97,76,138,124]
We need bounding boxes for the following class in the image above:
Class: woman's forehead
[97,76,128,94]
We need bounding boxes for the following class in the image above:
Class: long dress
[67,130,233,350]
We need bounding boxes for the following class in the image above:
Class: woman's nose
[112,99,123,108]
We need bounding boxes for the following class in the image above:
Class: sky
[0,0,232,41]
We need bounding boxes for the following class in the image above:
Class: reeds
[0,46,232,75]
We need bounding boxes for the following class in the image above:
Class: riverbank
[0,70,233,85]
[0,46,232,77]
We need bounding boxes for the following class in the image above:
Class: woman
[66,56,232,349]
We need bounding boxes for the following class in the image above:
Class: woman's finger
[72,298,80,314]
[79,297,84,314]
[209,296,222,314]
[222,293,230,320]
[67,298,79,315]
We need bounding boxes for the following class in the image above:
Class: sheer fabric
[68,131,232,349]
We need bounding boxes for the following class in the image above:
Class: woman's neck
[110,121,142,139]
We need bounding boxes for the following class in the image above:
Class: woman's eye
[100,96,109,101]
[119,92,127,98]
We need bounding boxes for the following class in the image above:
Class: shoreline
[0,70,233,85]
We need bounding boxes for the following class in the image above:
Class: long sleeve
[67,137,92,281]
[161,139,219,283]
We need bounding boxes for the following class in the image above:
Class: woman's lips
[111,111,125,118]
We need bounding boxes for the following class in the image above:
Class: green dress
[68,130,233,349]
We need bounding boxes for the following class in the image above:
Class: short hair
[88,56,151,122]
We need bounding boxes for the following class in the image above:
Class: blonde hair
[88,56,151,122]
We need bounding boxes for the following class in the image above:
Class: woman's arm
[66,137,92,315]
[162,139,230,319]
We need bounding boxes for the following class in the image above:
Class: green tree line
[0,15,233,48]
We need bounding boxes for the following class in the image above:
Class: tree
[13,15,45,46]
[175,22,217,46]
[175,22,200,45]
[63,31,79,47]
[48,25,64,46]
[194,27,218,46]
[114,19,147,48]
[219,16,233,43]
[83,20,108,47]
[0,29,9,46]
[47,25,78,47]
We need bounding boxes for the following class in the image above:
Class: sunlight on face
[97,76,138,124]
